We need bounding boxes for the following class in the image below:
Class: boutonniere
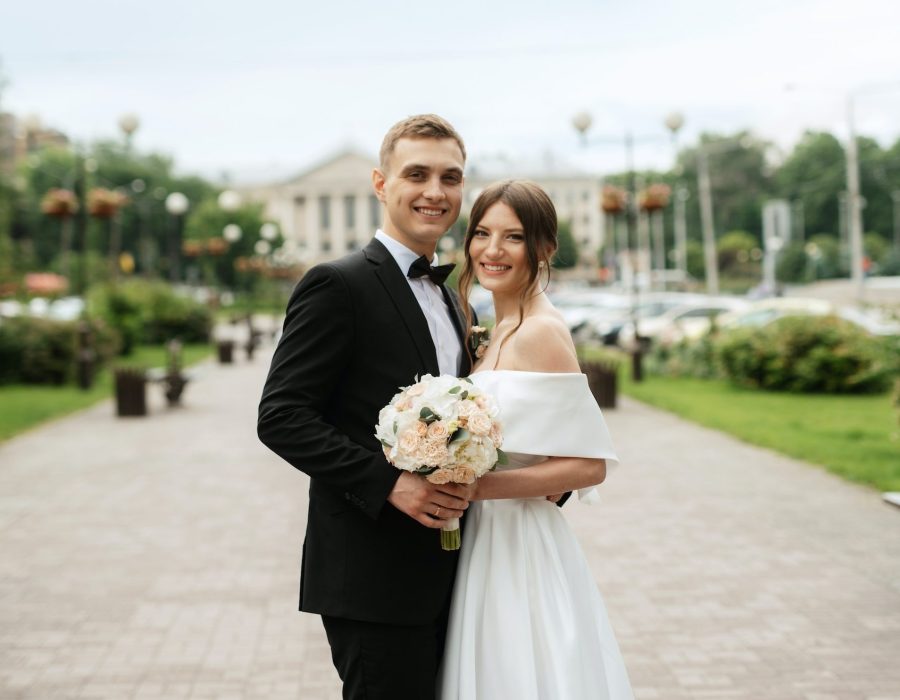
[469,325,490,359]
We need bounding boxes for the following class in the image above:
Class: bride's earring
[538,261,545,268]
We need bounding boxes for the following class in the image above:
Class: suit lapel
[365,239,440,376]
[440,284,472,376]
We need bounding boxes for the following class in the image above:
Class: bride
[438,180,634,699]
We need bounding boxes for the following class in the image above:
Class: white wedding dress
[438,370,634,700]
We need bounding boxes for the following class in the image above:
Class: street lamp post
[165,192,189,283]
[118,113,139,151]
[892,191,900,254]
[845,96,866,300]
[664,112,689,283]
[696,147,719,295]
[572,112,648,381]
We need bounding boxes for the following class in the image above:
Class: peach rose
[395,399,411,411]
[453,465,476,483]
[426,468,452,484]
[468,412,492,436]
[415,421,429,437]
[398,430,421,454]
[426,420,450,441]
[489,424,503,448]
[420,440,450,465]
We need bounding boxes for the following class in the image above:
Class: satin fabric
[437,371,634,700]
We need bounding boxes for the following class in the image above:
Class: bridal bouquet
[375,374,505,550]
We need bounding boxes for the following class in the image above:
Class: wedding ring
[434,506,442,518]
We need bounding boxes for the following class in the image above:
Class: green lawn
[613,369,900,493]
[0,344,212,443]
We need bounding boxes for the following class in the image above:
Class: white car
[717,297,900,336]
[617,297,750,348]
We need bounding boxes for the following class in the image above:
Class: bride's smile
[469,201,530,296]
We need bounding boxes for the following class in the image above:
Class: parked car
[616,297,751,348]
[717,297,900,336]
[592,292,715,347]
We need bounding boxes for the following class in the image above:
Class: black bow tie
[407,255,455,285]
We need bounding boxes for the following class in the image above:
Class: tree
[774,131,845,238]
[677,131,776,241]
[553,219,577,269]
[182,198,272,288]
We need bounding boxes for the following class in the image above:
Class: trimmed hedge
[0,316,120,385]
[716,316,894,394]
[88,281,212,354]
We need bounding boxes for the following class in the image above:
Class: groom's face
[372,137,464,258]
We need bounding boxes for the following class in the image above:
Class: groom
[258,114,475,699]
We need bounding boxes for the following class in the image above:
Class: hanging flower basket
[87,188,129,219]
[205,237,228,256]
[601,185,628,214]
[638,184,672,212]
[182,240,204,257]
[41,188,79,218]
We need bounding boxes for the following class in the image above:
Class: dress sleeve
[487,373,618,465]
[472,373,619,504]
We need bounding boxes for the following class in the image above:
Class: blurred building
[239,150,605,267]
[0,113,70,176]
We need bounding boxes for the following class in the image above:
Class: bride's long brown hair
[458,180,558,368]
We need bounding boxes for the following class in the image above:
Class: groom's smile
[372,136,465,258]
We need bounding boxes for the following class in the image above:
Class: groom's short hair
[379,114,467,171]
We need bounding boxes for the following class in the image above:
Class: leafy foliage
[88,280,212,353]
[553,219,578,269]
[0,316,119,385]
[716,316,894,394]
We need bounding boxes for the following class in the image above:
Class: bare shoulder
[509,313,580,373]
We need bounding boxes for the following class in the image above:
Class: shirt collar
[375,230,439,275]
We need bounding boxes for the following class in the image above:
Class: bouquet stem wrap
[441,518,461,551]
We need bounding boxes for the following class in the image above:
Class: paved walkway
[1,343,898,700]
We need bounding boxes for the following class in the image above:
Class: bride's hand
[546,493,563,503]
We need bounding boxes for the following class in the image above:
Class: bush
[717,230,757,273]
[88,281,213,352]
[0,316,121,385]
[648,334,721,379]
[716,316,894,394]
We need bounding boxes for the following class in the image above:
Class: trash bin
[583,361,618,409]
[115,368,147,417]
[217,340,235,364]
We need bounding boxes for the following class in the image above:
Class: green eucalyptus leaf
[450,428,471,444]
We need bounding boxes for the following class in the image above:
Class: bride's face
[469,201,532,296]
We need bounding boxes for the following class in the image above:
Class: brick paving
[1,342,898,699]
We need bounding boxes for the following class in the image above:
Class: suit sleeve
[257,264,399,520]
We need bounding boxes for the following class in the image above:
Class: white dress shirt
[374,230,462,376]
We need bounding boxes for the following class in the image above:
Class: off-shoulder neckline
[470,369,585,377]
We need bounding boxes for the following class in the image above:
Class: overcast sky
[3,0,899,183]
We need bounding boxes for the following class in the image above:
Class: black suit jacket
[258,238,473,625]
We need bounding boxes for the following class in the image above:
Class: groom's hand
[387,472,471,528]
